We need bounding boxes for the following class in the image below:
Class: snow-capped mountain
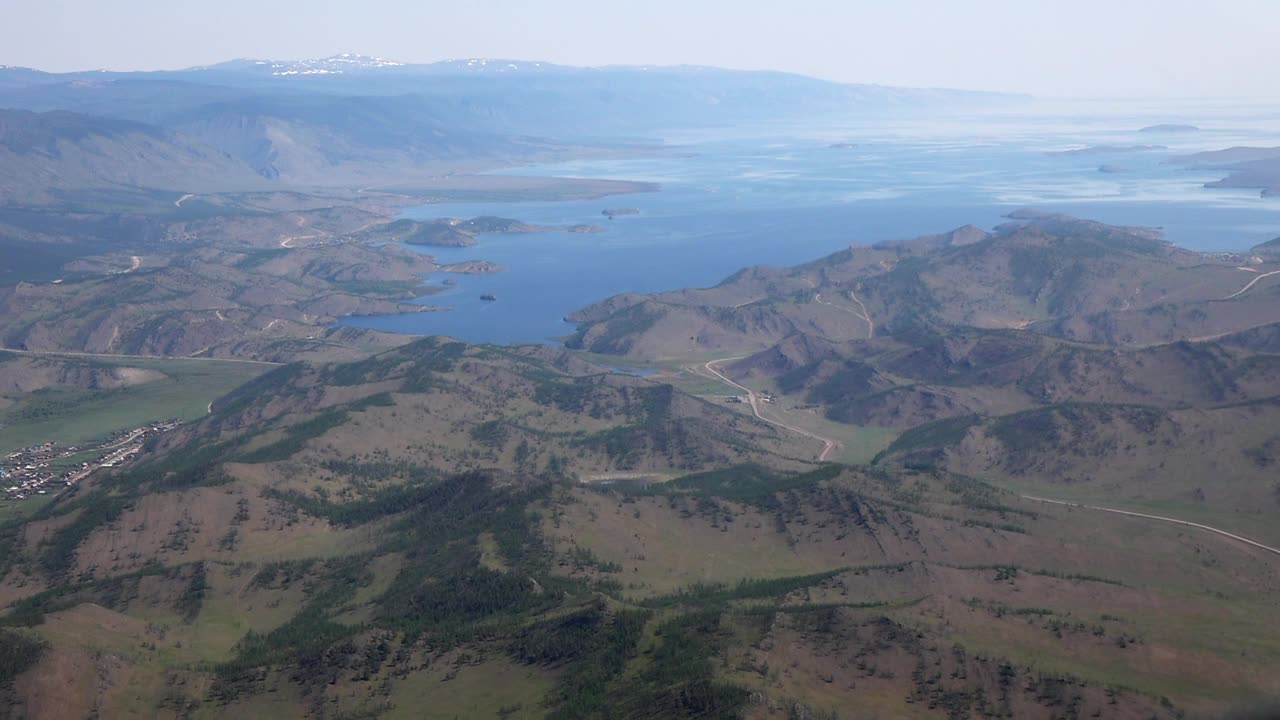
[191,56,576,78]
[427,59,561,73]
[196,53,404,76]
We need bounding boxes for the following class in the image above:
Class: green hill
[569,214,1280,360]
[0,336,1278,717]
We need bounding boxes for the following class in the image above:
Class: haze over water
[344,103,1280,345]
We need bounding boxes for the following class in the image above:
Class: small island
[602,208,641,219]
[1046,145,1165,157]
[438,260,504,274]
[1139,124,1200,133]
[368,215,607,247]
[1098,164,1125,174]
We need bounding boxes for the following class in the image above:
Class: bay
[343,105,1280,345]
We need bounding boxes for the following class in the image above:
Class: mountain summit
[198,53,405,76]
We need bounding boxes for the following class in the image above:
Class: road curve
[814,292,874,339]
[704,358,839,462]
[848,292,874,338]
[1224,269,1280,300]
[1023,494,1280,557]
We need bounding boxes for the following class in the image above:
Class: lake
[343,102,1280,345]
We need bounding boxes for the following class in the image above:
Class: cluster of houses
[1,420,183,501]
[1,442,65,498]
[727,392,775,405]
[1203,251,1266,266]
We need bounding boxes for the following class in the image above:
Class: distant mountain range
[196,53,408,76]
[0,108,268,205]
[192,54,582,76]
[0,55,1027,202]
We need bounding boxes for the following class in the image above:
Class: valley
[692,334,1280,560]
[0,353,271,454]
[1,49,1280,720]
[4,214,1280,719]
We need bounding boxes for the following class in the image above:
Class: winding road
[280,214,322,248]
[701,352,1279,555]
[703,358,840,461]
[848,292,875,338]
[1224,269,1280,300]
[814,291,874,339]
[1022,495,1280,557]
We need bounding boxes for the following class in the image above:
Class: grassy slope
[0,341,1276,718]
[547,471,1280,710]
[0,356,270,454]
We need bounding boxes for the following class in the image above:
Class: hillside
[568,213,1280,360]
[0,352,270,456]
[0,109,267,205]
[565,214,1280,548]
[167,94,569,183]
[1253,236,1280,261]
[874,399,1280,542]
[0,339,1277,718]
[704,325,1280,539]
[731,328,1280,424]
[0,242,441,361]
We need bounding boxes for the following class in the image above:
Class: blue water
[344,107,1280,345]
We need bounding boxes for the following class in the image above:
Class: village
[726,392,775,405]
[1,419,183,501]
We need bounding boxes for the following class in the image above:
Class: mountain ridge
[567,212,1271,360]
[4,55,1031,100]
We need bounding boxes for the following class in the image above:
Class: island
[1139,124,1200,133]
[437,260,504,274]
[1046,144,1165,157]
[1170,146,1280,197]
[376,216,607,248]
[602,208,641,219]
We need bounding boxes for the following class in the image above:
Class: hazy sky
[4,0,1274,98]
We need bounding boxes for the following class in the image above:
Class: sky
[3,0,1275,98]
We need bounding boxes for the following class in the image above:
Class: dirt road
[814,291,874,339]
[703,358,839,461]
[1224,269,1280,300]
[848,292,874,338]
[1023,494,1280,557]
